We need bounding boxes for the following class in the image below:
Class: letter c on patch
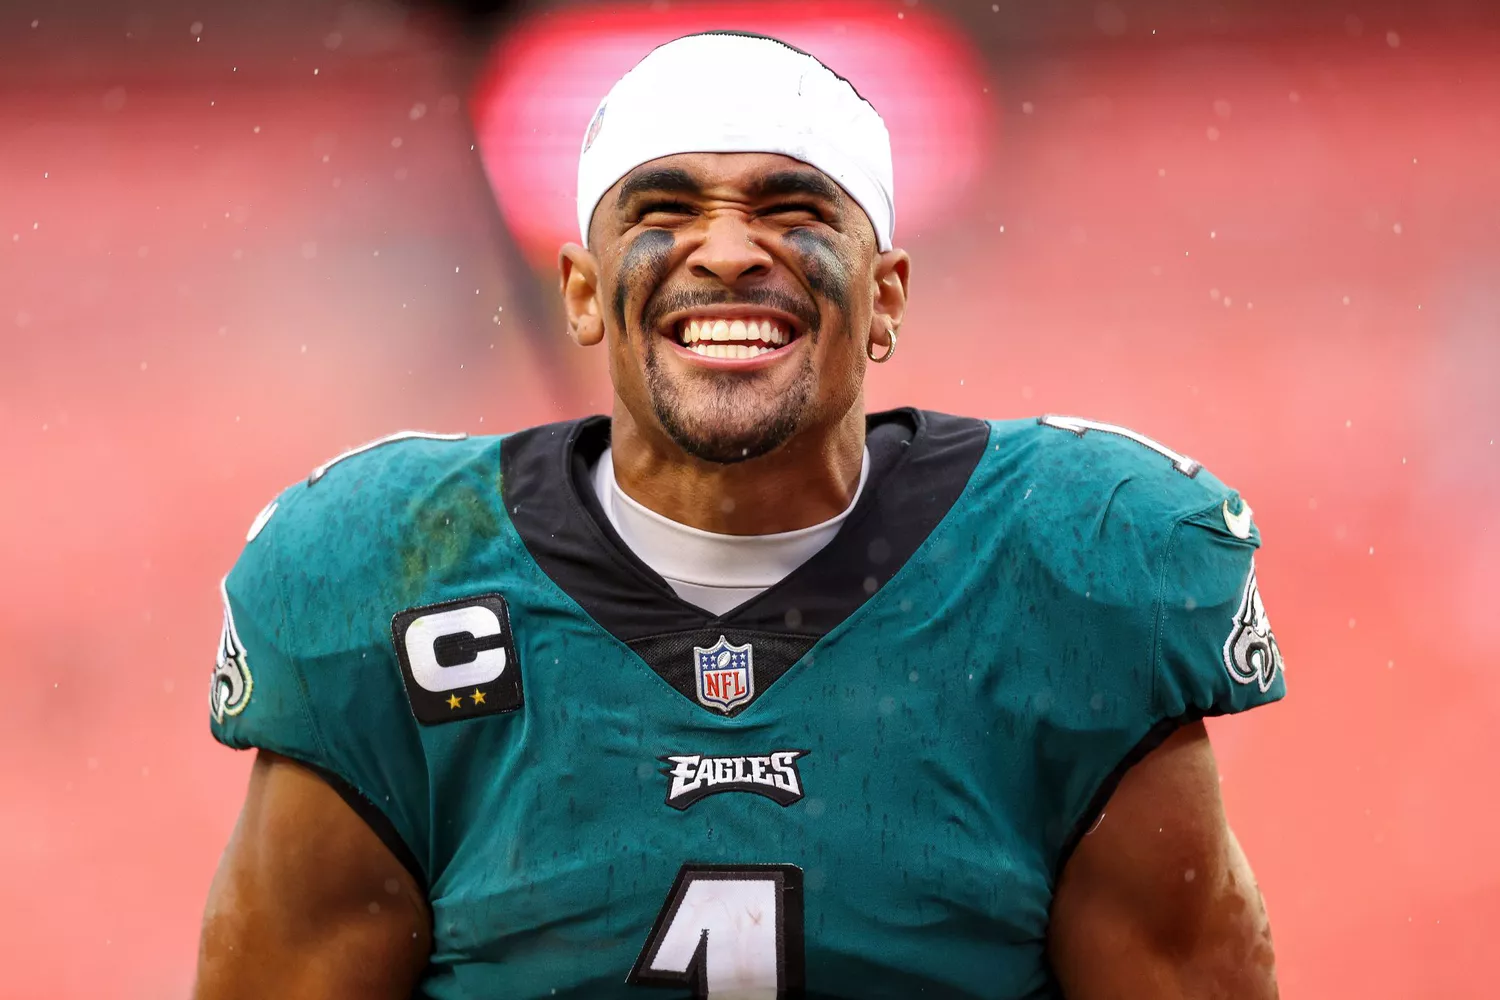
[404,605,508,692]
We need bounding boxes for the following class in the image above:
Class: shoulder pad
[241,428,498,575]
[1026,414,1254,536]
[1037,415,1200,476]
[307,430,470,485]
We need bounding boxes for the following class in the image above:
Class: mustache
[642,287,820,334]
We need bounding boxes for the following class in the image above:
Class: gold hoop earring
[868,326,898,363]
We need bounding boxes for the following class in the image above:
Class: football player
[195,32,1285,1000]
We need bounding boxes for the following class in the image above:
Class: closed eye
[763,203,824,221]
[637,200,696,220]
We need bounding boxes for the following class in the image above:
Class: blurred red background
[2,1,1497,996]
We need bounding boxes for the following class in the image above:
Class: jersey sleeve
[1008,418,1290,873]
[1153,498,1286,720]
[1039,490,1286,874]
[209,485,433,883]
[211,490,320,760]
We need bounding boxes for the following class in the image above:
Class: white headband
[577,32,895,252]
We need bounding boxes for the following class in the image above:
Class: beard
[642,335,817,464]
[635,284,823,465]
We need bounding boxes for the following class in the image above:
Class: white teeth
[686,343,773,359]
[678,316,793,348]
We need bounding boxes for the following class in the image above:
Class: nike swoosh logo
[1222,499,1254,539]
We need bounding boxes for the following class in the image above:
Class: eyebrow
[615,166,845,214]
[746,169,843,206]
[617,168,700,209]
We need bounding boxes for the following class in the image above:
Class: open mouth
[670,316,797,360]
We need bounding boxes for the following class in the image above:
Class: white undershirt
[591,447,871,615]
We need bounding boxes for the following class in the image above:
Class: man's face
[565,152,900,464]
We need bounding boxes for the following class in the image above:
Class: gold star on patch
[470,689,486,705]
[446,693,462,710]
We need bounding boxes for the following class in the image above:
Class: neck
[609,399,867,535]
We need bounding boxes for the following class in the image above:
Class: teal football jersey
[210,409,1285,999]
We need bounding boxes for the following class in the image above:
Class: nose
[686,212,773,285]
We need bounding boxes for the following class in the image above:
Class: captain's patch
[211,579,253,724]
[1223,563,1283,693]
[661,751,808,811]
[391,593,523,724]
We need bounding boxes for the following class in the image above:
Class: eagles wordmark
[661,751,808,811]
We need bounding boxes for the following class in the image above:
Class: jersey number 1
[628,864,805,997]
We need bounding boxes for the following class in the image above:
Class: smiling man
[196,32,1285,1000]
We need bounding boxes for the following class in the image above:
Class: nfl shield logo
[582,101,607,153]
[693,635,754,714]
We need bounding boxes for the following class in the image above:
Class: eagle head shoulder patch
[212,579,253,724]
[1223,564,1284,693]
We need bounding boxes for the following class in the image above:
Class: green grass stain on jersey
[399,482,500,601]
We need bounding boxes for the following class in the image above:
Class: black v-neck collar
[501,409,989,715]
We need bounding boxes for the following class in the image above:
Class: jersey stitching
[1150,493,1243,710]
[728,419,1001,717]
[498,521,697,707]
[689,414,992,723]
[1055,494,1215,879]
[624,625,823,646]
[558,421,705,615]
[494,443,679,697]
[264,488,431,886]
[1149,517,1183,719]
[493,416,992,723]
[263,491,334,766]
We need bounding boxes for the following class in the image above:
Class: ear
[868,248,911,349]
[559,243,604,347]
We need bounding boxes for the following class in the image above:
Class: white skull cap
[577,32,895,251]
